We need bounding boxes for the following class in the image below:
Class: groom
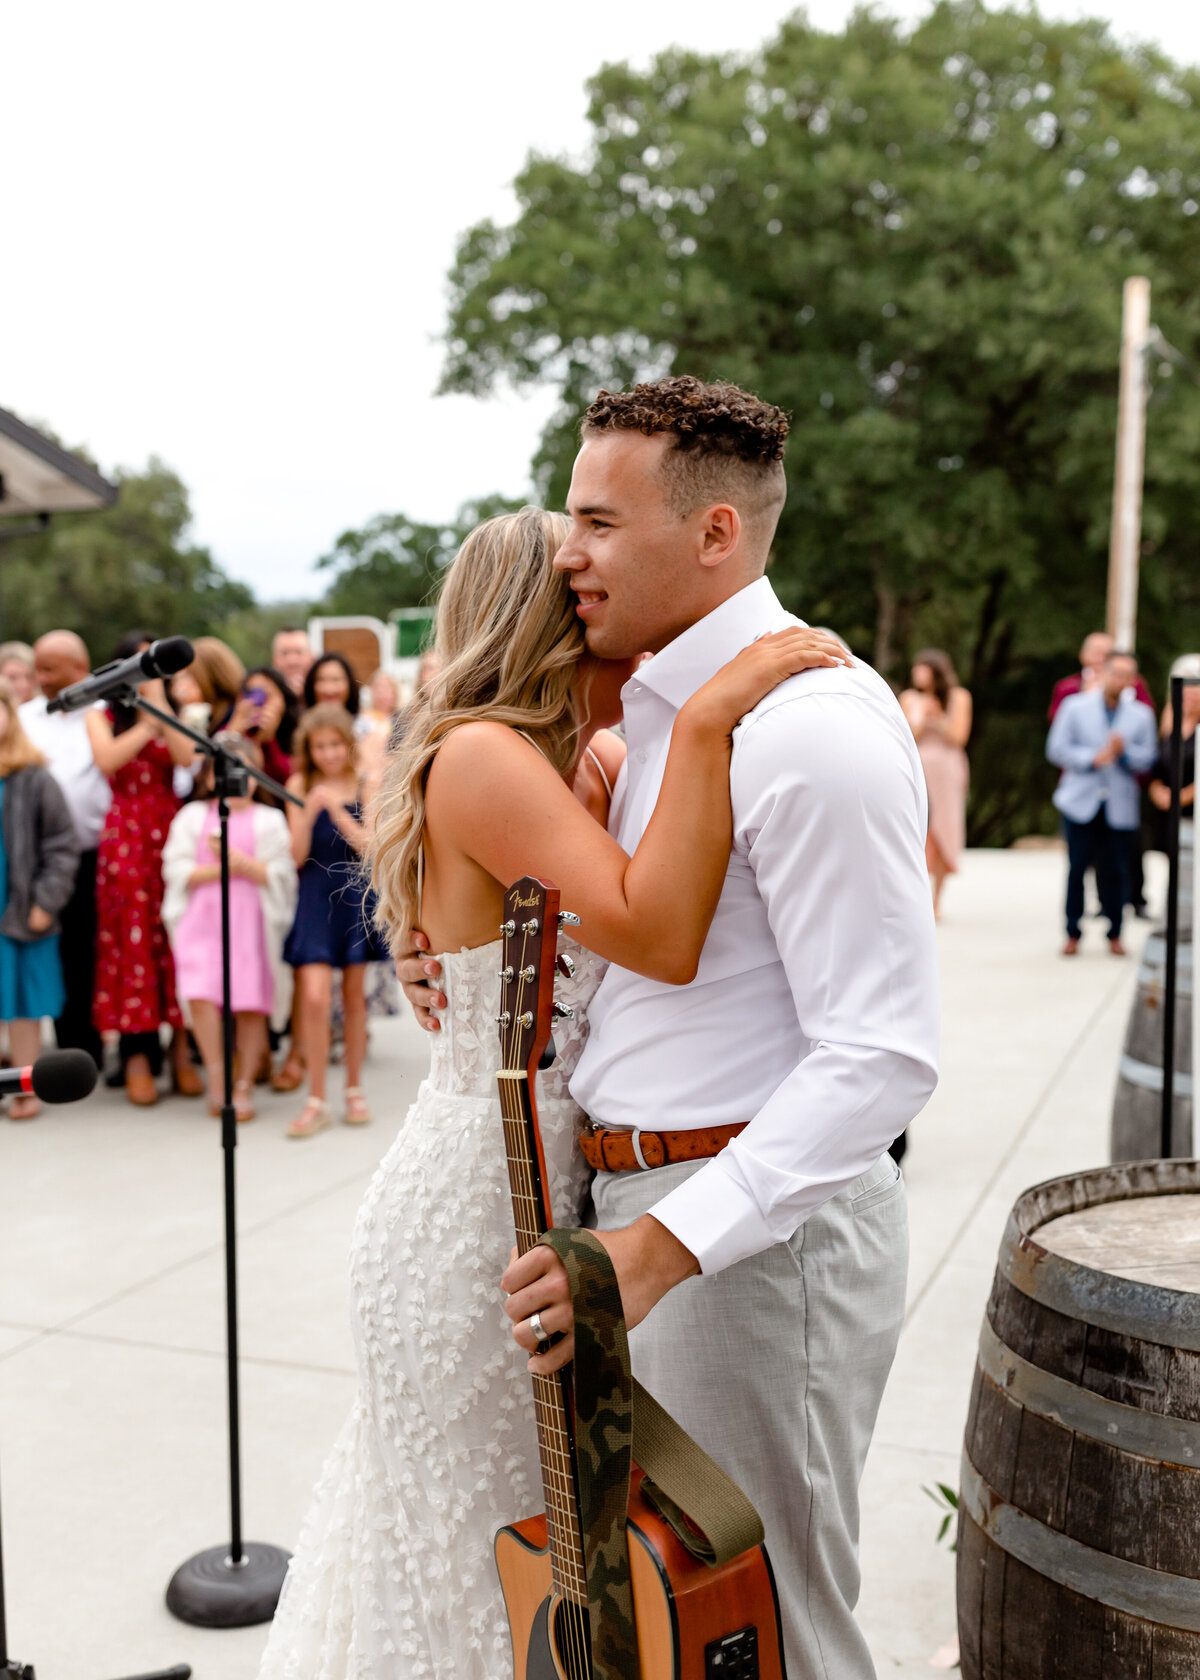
[401,375,938,1676]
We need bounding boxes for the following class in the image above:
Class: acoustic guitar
[493,876,787,1680]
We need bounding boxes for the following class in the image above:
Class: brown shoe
[1062,937,1080,956]
[1109,937,1127,957]
[172,1058,205,1097]
[271,1055,305,1093]
[126,1069,159,1106]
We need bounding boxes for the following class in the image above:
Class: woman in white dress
[257,507,845,1680]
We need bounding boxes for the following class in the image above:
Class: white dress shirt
[569,577,940,1275]
[19,696,112,850]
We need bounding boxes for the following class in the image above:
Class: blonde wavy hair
[371,506,583,946]
[0,678,47,777]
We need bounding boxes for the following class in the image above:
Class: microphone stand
[1160,673,1199,1158]
[122,692,304,1627]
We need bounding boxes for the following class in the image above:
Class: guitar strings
[501,905,591,1678]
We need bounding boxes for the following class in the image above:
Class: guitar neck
[498,1071,588,1607]
[497,880,589,1609]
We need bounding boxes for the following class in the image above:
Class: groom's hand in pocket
[395,928,445,1032]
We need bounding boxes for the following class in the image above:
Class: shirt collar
[627,577,795,713]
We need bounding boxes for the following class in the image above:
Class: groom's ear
[696,503,742,570]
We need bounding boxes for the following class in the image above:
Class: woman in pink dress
[162,734,298,1120]
[901,648,972,919]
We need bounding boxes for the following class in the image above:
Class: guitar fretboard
[498,907,589,1608]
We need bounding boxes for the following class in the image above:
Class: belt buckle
[630,1128,651,1171]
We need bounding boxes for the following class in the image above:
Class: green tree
[0,454,253,663]
[441,0,1200,841]
[315,494,528,622]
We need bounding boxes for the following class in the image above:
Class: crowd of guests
[0,626,420,1130]
[1,613,1190,1122]
[1047,632,1197,957]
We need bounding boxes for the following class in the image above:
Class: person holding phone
[227,666,300,789]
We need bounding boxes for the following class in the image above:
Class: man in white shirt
[21,631,111,1064]
[406,377,939,1675]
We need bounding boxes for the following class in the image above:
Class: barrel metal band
[1119,1054,1194,1098]
[1000,1213,1200,1352]
[961,1452,1200,1630]
[978,1317,1200,1466]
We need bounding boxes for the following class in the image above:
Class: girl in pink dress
[162,735,297,1120]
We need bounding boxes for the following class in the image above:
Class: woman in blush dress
[901,648,972,919]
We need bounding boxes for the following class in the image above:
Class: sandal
[287,1097,331,1140]
[233,1079,256,1123]
[344,1086,372,1126]
[8,1094,41,1121]
[271,1055,305,1093]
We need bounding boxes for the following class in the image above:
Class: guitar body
[497,1472,787,1680]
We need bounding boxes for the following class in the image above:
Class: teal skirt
[0,780,66,1021]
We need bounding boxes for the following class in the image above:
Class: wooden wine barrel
[1110,934,1193,1161]
[1110,824,1194,1162]
[958,1160,1200,1678]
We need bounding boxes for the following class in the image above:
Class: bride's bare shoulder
[425,722,553,801]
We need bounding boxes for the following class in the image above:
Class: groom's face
[556,432,705,659]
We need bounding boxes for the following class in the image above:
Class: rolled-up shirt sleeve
[648,691,940,1274]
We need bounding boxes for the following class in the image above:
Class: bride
[256,506,844,1680]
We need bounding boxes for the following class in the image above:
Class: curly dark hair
[584,375,789,462]
[582,376,789,535]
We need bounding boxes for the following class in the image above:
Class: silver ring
[528,1312,547,1344]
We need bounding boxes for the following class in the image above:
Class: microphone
[2,1049,98,1103]
[46,637,195,714]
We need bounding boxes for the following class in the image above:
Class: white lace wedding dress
[257,937,604,1680]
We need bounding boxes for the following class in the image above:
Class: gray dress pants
[591,1151,907,1680]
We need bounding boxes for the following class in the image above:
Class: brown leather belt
[578,1120,748,1173]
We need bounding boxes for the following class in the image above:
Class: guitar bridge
[706,1625,759,1678]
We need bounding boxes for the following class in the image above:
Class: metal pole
[1162,676,1185,1156]
[1106,276,1151,650]
[216,780,244,1565]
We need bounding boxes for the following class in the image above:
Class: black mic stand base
[166,1542,290,1628]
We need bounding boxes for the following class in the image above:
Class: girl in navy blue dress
[283,704,383,1137]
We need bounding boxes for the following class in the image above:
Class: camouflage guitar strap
[537,1227,636,1680]
[536,1228,765,1680]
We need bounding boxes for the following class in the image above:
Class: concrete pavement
[0,845,1162,1678]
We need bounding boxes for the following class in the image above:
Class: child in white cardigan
[162,734,297,1120]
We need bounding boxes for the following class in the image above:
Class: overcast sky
[5,0,1198,601]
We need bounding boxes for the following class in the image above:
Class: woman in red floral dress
[87,633,199,1105]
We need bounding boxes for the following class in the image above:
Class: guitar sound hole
[526,1594,593,1680]
[550,1597,593,1680]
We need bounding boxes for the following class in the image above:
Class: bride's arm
[426,628,845,984]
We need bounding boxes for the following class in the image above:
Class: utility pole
[1106,276,1151,650]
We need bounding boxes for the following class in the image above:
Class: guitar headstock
[498,877,562,1078]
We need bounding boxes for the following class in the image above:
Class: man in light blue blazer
[1046,649,1158,954]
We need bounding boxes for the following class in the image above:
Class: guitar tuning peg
[551,1002,575,1021]
[557,911,581,928]
[556,953,576,979]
